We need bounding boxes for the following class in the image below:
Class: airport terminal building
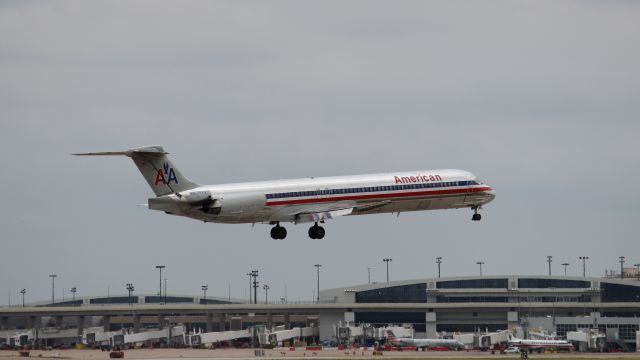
[2,275,640,349]
[319,275,640,347]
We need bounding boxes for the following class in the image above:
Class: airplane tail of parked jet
[73,145,199,196]
[385,330,398,341]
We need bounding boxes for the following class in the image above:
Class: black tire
[316,226,325,239]
[270,227,279,239]
[278,226,287,239]
[308,226,317,239]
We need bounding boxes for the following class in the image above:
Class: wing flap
[294,207,353,224]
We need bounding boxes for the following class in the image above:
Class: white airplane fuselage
[149,169,495,224]
[390,337,464,349]
[509,338,573,351]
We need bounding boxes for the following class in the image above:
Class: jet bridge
[83,328,124,347]
[566,329,606,352]
[112,326,186,347]
[188,329,252,347]
[1,329,32,348]
[259,326,319,347]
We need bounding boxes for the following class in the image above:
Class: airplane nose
[484,186,496,202]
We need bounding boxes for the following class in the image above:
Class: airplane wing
[294,207,353,224]
[269,200,391,224]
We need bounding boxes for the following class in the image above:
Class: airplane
[385,330,464,350]
[507,334,573,352]
[74,145,495,239]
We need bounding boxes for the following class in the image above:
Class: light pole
[70,287,77,302]
[383,258,392,282]
[164,278,167,304]
[263,284,270,304]
[201,285,208,301]
[314,264,322,303]
[246,272,253,303]
[49,274,57,304]
[547,256,553,276]
[367,268,371,284]
[562,263,570,276]
[20,288,26,307]
[155,265,165,299]
[126,283,134,305]
[436,257,443,278]
[634,264,640,281]
[251,270,259,304]
[579,256,589,277]
[619,256,625,279]
[476,261,485,276]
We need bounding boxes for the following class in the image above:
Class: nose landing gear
[471,206,482,221]
[270,224,287,240]
[308,223,325,239]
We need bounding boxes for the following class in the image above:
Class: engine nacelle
[216,192,265,216]
[182,190,219,213]
[148,190,264,217]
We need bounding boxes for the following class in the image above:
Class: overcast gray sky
[1,1,639,305]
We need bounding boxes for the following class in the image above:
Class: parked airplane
[507,334,573,352]
[74,146,495,239]
[385,330,464,350]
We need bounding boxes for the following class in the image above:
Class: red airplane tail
[385,330,397,341]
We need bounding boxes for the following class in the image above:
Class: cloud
[1,1,639,304]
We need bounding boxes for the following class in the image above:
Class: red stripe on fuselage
[265,186,493,206]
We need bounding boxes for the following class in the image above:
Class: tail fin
[74,145,200,196]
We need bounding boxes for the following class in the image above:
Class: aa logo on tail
[154,162,178,185]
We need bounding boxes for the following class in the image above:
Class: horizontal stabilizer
[74,145,198,196]
[73,145,168,157]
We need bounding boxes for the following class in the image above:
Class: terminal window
[436,278,508,289]
[518,278,590,288]
[355,284,427,303]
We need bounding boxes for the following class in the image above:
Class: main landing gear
[308,223,325,239]
[270,224,287,240]
[269,222,327,239]
[471,206,482,221]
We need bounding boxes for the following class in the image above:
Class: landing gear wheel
[308,223,325,239]
[471,206,482,221]
[270,225,287,240]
